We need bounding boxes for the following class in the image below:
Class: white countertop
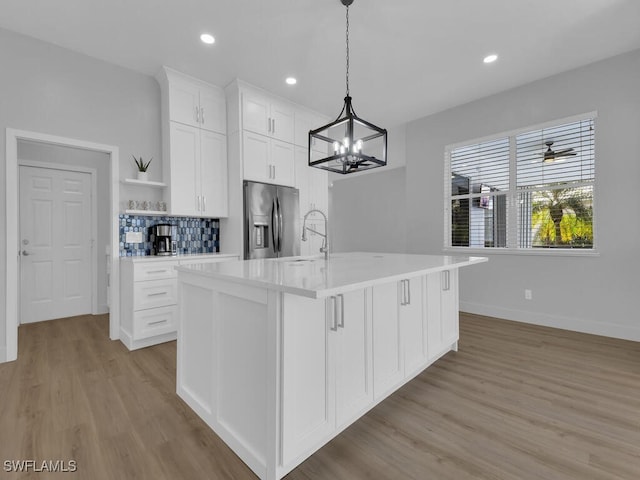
[120,253,238,263]
[175,252,488,298]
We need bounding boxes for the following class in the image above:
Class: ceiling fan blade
[554,148,575,156]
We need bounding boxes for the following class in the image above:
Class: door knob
[22,250,30,256]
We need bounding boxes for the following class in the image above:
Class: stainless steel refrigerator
[244,181,300,259]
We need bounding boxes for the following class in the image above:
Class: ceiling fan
[542,141,576,163]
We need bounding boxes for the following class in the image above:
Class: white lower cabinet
[120,255,238,350]
[372,276,427,400]
[281,289,372,468]
[176,267,459,480]
[426,269,459,361]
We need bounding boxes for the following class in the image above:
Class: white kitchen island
[175,252,487,480]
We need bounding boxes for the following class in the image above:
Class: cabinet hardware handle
[203,195,206,212]
[195,106,200,123]
[442,270,450,291]
[406,279,411,305]
[330,296,338,331]
[148,291,168,297]
[337,294,344,328]
[399,280,405,306]
[148,319,168,326]
[273,165,276,179]
[272,118,276,133]
[201,107,205,124]
[401,279,407,306]
[147,269,168,274]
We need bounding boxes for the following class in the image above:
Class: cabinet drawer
[133,261,179,282]
[133,305,177,340]
[134,279,177,310]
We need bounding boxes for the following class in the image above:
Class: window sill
[443,247,600,257]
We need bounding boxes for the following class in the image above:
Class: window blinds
[447,117,595,250]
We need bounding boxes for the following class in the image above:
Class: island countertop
[175,252,488,298]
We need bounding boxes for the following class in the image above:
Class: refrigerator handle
[277,196,283,253]
[271,199,278,255]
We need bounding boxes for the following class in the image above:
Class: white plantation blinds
[446,116,596,251]
[516,120,595,188]
[450,138,510,191]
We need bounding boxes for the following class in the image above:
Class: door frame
[5,129,120,363]
[18,160,99,317]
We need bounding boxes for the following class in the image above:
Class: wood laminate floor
[0,313,639,479]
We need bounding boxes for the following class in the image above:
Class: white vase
[137,171,149,182]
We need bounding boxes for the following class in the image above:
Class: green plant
[132,155,152,172]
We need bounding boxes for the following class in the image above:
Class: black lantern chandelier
[309,0,387,174]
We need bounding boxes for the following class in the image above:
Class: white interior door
[19,165,93,323]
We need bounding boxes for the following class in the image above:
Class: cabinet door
[200,130,228,218]
[371,283,403,400]
[242,131,269,183]
[199,88,226,134]
[427,270,460,362]
[294,147,309,213]
[281,294,335,467]
[242,91,270,136]
[169,122,199,216]
[295,110,328,149]
[308,166,328,214]
[169,80,200,128]
[401,277,427,375]
[335,290,373,428]
[270,99,295,143]
[441,269,459,347]
[270,139,295,187]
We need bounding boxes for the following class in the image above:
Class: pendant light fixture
[309,0,387,174]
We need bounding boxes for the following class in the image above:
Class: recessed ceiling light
[483,54,498,64]
[285,77,297,85]
[200,33,215,45]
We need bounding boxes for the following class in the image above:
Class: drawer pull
[148,291,168,297]
[147,269,168,274]
[147,319,168,326]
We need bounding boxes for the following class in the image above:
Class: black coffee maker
[150,224,177,256]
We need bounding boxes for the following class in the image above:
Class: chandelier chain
[345,4,350,97]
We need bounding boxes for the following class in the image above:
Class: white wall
[0,27,161,354]
[330,166,407,254]
[17,141,111,312]
[329,123,407,253]
[405,49,640,340]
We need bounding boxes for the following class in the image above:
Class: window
[445,115,595,252]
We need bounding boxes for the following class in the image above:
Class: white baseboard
[96,304,109,315]
[460,301,640,342]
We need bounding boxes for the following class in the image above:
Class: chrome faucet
[302,209,329,260]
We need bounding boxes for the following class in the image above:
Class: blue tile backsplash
[119,215,219,257]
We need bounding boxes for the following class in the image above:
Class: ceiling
[2,0,640,127]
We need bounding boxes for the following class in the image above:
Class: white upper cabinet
[243,131,295,187]
[158,66,228,218]
[242,89,294,143]
[295,147,328,216]
[167,69,226,134]
[295,109,330,152]
[198,88,227,134]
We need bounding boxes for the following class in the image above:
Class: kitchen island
[175,252,487,480]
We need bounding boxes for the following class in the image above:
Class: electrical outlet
[524,289,532,300]
[125,231,143,244]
